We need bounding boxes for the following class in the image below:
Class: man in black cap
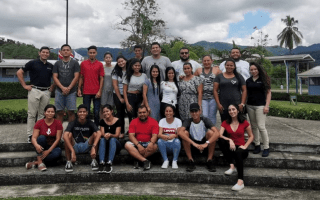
[178,103,219,172]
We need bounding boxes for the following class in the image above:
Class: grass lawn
[270,100,320,111]
[0,194,184,200]
[0,98,83,110]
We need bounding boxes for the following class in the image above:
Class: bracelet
[92,144,96,148]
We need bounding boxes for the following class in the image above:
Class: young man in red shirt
[77,45,104,127]
[124,105,159,170]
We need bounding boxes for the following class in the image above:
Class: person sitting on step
[178,103,220,172]
[124,105,159,170]
[26,104,62,171]
[63,104,101,172]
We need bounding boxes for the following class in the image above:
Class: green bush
[0,82,28,100]
[269,104,320,120]
[271,92,320,104]
[0,108,28,124]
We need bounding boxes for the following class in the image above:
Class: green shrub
[0,108,28,124]
[271,92,320,104]
[0,82,28,100]
[269,104,320,120]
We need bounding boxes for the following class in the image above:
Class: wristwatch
[206,141,210,144]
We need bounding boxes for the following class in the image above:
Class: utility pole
[66,0,68,44]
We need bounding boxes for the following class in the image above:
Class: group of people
[18,42,272,191]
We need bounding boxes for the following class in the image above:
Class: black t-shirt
[65,119,99,143]
[246,76,266,106]
[22,59,53,87]
[182,117,214,130]
[99,118,121,136]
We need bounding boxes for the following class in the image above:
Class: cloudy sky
[0,0,318,49]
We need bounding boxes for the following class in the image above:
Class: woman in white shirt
[160,67,180,119]
[158,104,182,169]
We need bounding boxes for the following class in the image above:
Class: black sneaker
[253,145,261,154]
[91,159,99,171]
[105,161,113,173]
[27,135,32,143]
[186,160,196,172]
[206,159,216,172]
[97,163,105,174]
[65,161,73,172]
[143,159,151,170]
[133,160,140,169]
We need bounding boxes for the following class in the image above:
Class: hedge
[269,104,320,120]
[271,92,320,104]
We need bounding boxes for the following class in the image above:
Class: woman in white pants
[246,62,271,157]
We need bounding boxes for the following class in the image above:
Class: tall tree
[115,0,167,55]
[277,15,303,54]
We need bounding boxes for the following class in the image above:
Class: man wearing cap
[17,46,55,143]
[124,105,159,170]
[178,103,220,172]
[219,48,250,80]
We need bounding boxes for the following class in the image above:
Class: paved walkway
[1,115,319,145]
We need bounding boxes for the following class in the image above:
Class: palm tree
[277,15,303,54]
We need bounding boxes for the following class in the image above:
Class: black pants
[113,94,126,134]
[127,93,143,123]
[218,138,248,180]
[160,102,180,119]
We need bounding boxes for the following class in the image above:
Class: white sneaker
[232,183,244,191]
[225,168,237,175]
[172,160,178,169]
[91,159,99,171]
[161,160,169,169]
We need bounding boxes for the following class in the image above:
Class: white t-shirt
[171,59,202,78]
[159,118,182,142]
[219,60,250,80]
[160,81,178,105]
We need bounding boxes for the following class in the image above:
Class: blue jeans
[157,138,181,161]
[36,135,61,163]
[83,95,101,127]
[202,98,217,125]
[99,137,122,163]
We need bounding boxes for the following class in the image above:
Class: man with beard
[124,105,159,170]
[141,42,171,81]
[172,47,202,80]
[219,48,250,80]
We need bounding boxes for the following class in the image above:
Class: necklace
[62,59,71,69]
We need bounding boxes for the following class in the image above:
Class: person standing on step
[26,104,62,171]
[128,44,144,65]
[17,46,55,143]
[246,62,271,157]
[217,104,254,191]
[178,103,219,172]
[172,47,202,81]
[53,44,80,124]
[63,104,101,172]
[124,105,159,170]
[78,45,104,127]
[219,48,250,80]
[100,52,115,109]
[97,104,122,173]
[141,42,171,81]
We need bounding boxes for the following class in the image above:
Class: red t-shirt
[129,117,159,142]
[80,59,104,95]
[221,120,249,146]
[34,119,63,138]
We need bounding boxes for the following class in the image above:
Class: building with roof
[298,66,320,95]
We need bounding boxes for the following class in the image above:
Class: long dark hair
[226,104,245,124]
[183,62,193,74]
[249,62,271,94]
[164,104,176,115]
[101,104,115,117]
[149,64,161,95]
[225,58,242,91]
[44,104,56,118]
[126,58,142,83]
[164,67,180,97]
[112,55,128,78]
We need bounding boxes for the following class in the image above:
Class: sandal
[38,163,47,171]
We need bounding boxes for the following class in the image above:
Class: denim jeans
[99,137,122,163]
[202,98,217,125]
[36,135,61,163]
[83,95,101,127]
[157,138,181,161]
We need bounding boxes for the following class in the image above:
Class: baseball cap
[189,103,200,111]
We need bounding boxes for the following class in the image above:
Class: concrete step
[2,140,320,153]
[1,165,320,190]
[2,150,320,171]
